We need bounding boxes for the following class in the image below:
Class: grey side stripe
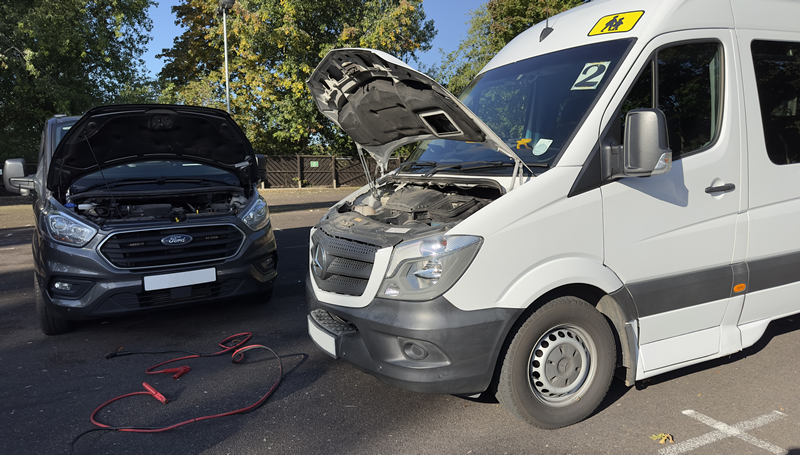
[627,265,732,318]
[747,250,800,293]
[627,251,800,318]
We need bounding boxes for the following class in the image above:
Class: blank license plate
[308,317,337,358]
[143,268,216,291]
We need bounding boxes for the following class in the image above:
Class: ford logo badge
[161,234,193,246]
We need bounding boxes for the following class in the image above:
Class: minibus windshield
[403,39,633,175]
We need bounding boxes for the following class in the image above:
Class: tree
[0,0,154,163]
[428,0,587,96]
[158,0,436,156]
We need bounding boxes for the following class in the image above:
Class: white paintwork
[739,319,771,350]
[739,282,800,326]
[735,26,800,333]
[602,28,742,285]
[143,268,215,292]
[308,317,337,358]
[719,295,745,356]
[308,0,800,387]
[638,299,728,345]
[444,167,611,311]
[639,326,720,373]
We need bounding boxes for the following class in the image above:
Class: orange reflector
[734,283,746,293]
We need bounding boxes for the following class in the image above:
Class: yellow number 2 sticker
[588,11,644,36]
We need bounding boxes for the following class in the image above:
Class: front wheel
[496,296,615,429]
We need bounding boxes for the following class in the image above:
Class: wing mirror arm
[602,108,672,180]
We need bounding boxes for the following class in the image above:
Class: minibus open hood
[47,105,257,194]
[307,48,525,172]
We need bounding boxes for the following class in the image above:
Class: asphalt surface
[2,188,800,454]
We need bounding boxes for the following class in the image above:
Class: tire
[496,296,615,429]
[34,276,73,335]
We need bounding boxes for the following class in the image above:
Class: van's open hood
[47,105,257,194]
[307,48,525,172]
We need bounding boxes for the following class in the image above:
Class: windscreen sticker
[532,139,553,156]
[386,227,410,234]
[589,11,644,36]
[571,62,611,91]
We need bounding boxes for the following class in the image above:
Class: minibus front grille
[311,229,377,296]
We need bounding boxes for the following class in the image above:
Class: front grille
[110,279,243,308]
[311,229,378,296]
[100,224,245,269]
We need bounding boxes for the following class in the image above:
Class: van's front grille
[311,229,378,296]
[99,224,245,269]
[110,279,243,307]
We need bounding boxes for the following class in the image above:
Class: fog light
[384,283,400,296]
[402,342,429,360]
[54,282,73,291]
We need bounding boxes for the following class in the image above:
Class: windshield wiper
[73,178,233,194]
[397,160,437,173]
[422,160,548,177]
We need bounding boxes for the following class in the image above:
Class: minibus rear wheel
[496,296,615,428]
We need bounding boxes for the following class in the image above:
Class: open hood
[307,48,525,172]
[47,105,257,194]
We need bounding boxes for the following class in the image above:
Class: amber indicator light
[733,283,746,293]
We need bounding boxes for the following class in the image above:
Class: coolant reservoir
[353,205,376,216]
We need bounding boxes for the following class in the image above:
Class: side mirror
[3,158,34,195]
[602,108,672,180]
[255,154,267,183]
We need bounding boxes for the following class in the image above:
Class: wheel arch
[491,282,639,394]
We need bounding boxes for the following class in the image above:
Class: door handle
[705,183,736,194]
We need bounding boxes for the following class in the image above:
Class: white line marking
[659,410,787,455]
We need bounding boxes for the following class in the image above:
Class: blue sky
[141,0,487,76]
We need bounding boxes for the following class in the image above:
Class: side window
[620,42,722,159]
[752,40,800,165]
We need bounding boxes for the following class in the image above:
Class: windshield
[52,120,77,150]
[70,160,240,194]
[404,39,633,175]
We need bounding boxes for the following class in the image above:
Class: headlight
[44,207,97,247]
[380,234,482,301]
[242,197,271,231]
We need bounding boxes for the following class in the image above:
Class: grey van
[3,105,278,335]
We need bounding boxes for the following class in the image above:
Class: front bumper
[34,222,278,320]
[306,273,522,395]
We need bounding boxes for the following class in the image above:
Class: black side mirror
[602,108,672,180]
[255,154,267,183]
[3,158,34,195]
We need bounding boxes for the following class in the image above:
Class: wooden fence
[262,155,405,188]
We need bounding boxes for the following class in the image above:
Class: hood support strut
[356,145,380,199]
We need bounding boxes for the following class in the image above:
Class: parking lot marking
[658,410,787,455]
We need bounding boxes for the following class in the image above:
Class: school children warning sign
[588,11,644,36]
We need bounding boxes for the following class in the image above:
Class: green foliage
[427,0,587,96]
[0,0,154,163]
[159,0,436,156]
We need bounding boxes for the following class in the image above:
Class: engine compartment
[69,191,249,225]
[337,178,502,228]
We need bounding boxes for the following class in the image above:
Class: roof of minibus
[481,0,800,75]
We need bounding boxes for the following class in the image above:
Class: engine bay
[327,178,503,235]
[68,191,249,225]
